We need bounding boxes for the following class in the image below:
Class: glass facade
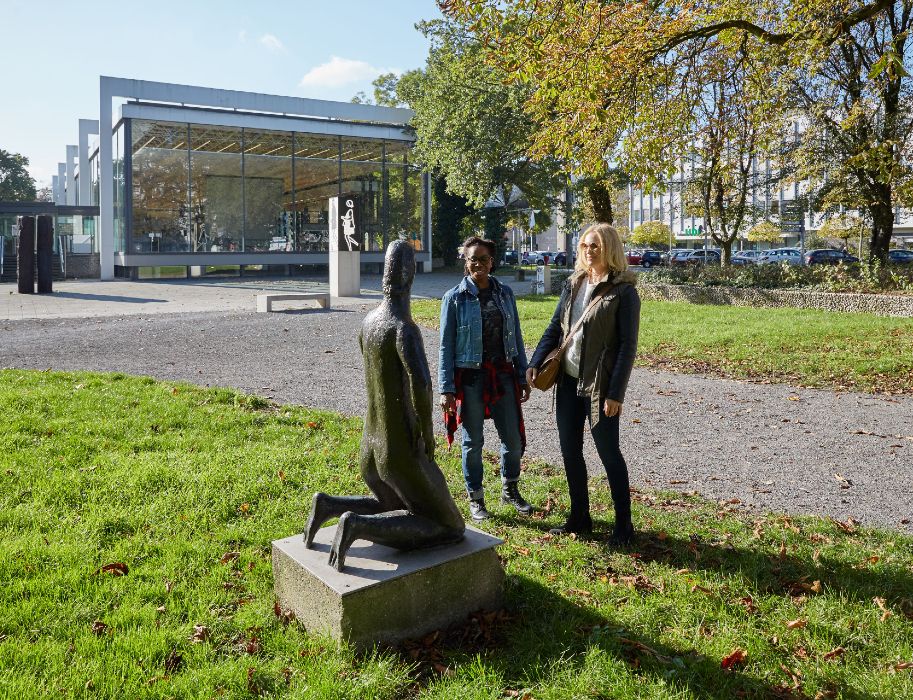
[123,118,424,256]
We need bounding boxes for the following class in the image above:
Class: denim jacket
[438,275,529,394]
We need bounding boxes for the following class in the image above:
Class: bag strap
[554,282,616,357]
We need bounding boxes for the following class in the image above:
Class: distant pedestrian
[439,236,532,521]
[527,223,640,544]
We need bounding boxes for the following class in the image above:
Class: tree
[443,0,904,260]
[791,4,913,262]
[395,18,565,253]
[747,220,782,244]
[0,149,37,201]
[630,221,671,248]
[433,174,475,265]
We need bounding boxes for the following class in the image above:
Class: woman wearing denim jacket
[527,223,640,544]
[439,236,532,521]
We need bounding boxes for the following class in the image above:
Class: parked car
[682,249,721,265]
[888,249,913,265]
[731,250,765,266]
[757,248,803,266]
[639,250,665,268]
[664,248,688,265]
[502,249,518,265]
[625,249,644,266]
[553,251,571,266]
[526,250,554,265]
[804,249,859,265]
[670,249,696,266]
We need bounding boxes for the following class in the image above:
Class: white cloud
[299,56,396,89]
[238,30,248,43]
[259,34,285,53]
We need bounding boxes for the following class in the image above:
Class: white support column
[52,175,60,203]
[57,163,67,204]
[99,79,114,280]
[78,119,99,206]
[66,145,78,205]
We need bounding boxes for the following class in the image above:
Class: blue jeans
[555,372,631,524]
[459,370,523,499]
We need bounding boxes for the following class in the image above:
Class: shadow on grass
[628,529,913,609]
[465,576,817,699]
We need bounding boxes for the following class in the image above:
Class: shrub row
[641,260,913,294]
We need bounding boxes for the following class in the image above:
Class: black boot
[501,481,533,515]
[549,513,593,536]
[608,519,634,546]
[468,496,490,522]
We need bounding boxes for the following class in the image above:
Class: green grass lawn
[2,370,912,698]
[413,297,913,394]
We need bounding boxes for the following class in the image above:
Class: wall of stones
[638,283,913,318]
[65,254,100,280]
[526,271,913,317]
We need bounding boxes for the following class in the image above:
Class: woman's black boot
[608,519,634,546]
[549,513,593,536]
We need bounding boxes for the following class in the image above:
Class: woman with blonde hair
[527,223,641,543]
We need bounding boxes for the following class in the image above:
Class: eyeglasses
[580,243,602,251]
[468,255,493,264]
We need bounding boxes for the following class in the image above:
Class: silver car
[757,248,803,266]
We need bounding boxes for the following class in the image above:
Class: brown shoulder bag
[532,285,613,391]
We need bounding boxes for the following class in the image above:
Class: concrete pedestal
[329,251,360,297]
[272,525,504,648]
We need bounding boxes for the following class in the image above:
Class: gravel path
[3,304,911,533]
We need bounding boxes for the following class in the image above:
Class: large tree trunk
[869,200,893,263]
[587,181,614,223]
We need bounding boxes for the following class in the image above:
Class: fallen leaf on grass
[273,601,296,626]
[94,562,129,577]
[164,650,183,673]
[785,619,807,630]
[721,648,747,670]
[91,620,108,636]
[874,597,893,622]
[513,546,530,556]
[738,596,759,615]
[219,551,240,564]
[830,517,859,534]
[277,469,286,483]
[189,625,210,643]
[891,661,913,671]
[822,646,845,661]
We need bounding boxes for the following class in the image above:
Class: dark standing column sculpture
[36,215,54,294]
[304,239,465,571]
[16,216,35,294]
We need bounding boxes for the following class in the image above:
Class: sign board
[781,201,805,234]
[329,194,362,253]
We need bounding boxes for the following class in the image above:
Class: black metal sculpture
[304,239,465,570]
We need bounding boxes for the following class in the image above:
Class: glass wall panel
[242,128,292,251]
[113,123,126,252]
[90,151,99,206]
[340,137,385,251]
[290,133,340,252]
[190,124,243,252]
[131,119,190,252]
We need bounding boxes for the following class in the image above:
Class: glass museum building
[57,77,429,280]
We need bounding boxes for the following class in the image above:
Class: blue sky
[1,0,442,187]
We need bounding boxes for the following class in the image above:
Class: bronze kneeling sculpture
[304,240,465,570]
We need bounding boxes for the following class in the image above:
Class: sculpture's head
[383,239,415,297]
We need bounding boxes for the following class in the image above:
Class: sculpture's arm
[398,325,436,462]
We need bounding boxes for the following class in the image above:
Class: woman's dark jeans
[556,372,631,525]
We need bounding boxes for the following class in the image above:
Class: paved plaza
[2,274,911,533]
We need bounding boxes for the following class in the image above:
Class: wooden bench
[256,292,331,312]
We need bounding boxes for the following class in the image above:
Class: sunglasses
[467,255,493,264]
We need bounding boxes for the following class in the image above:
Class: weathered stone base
[272,525,504,648]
